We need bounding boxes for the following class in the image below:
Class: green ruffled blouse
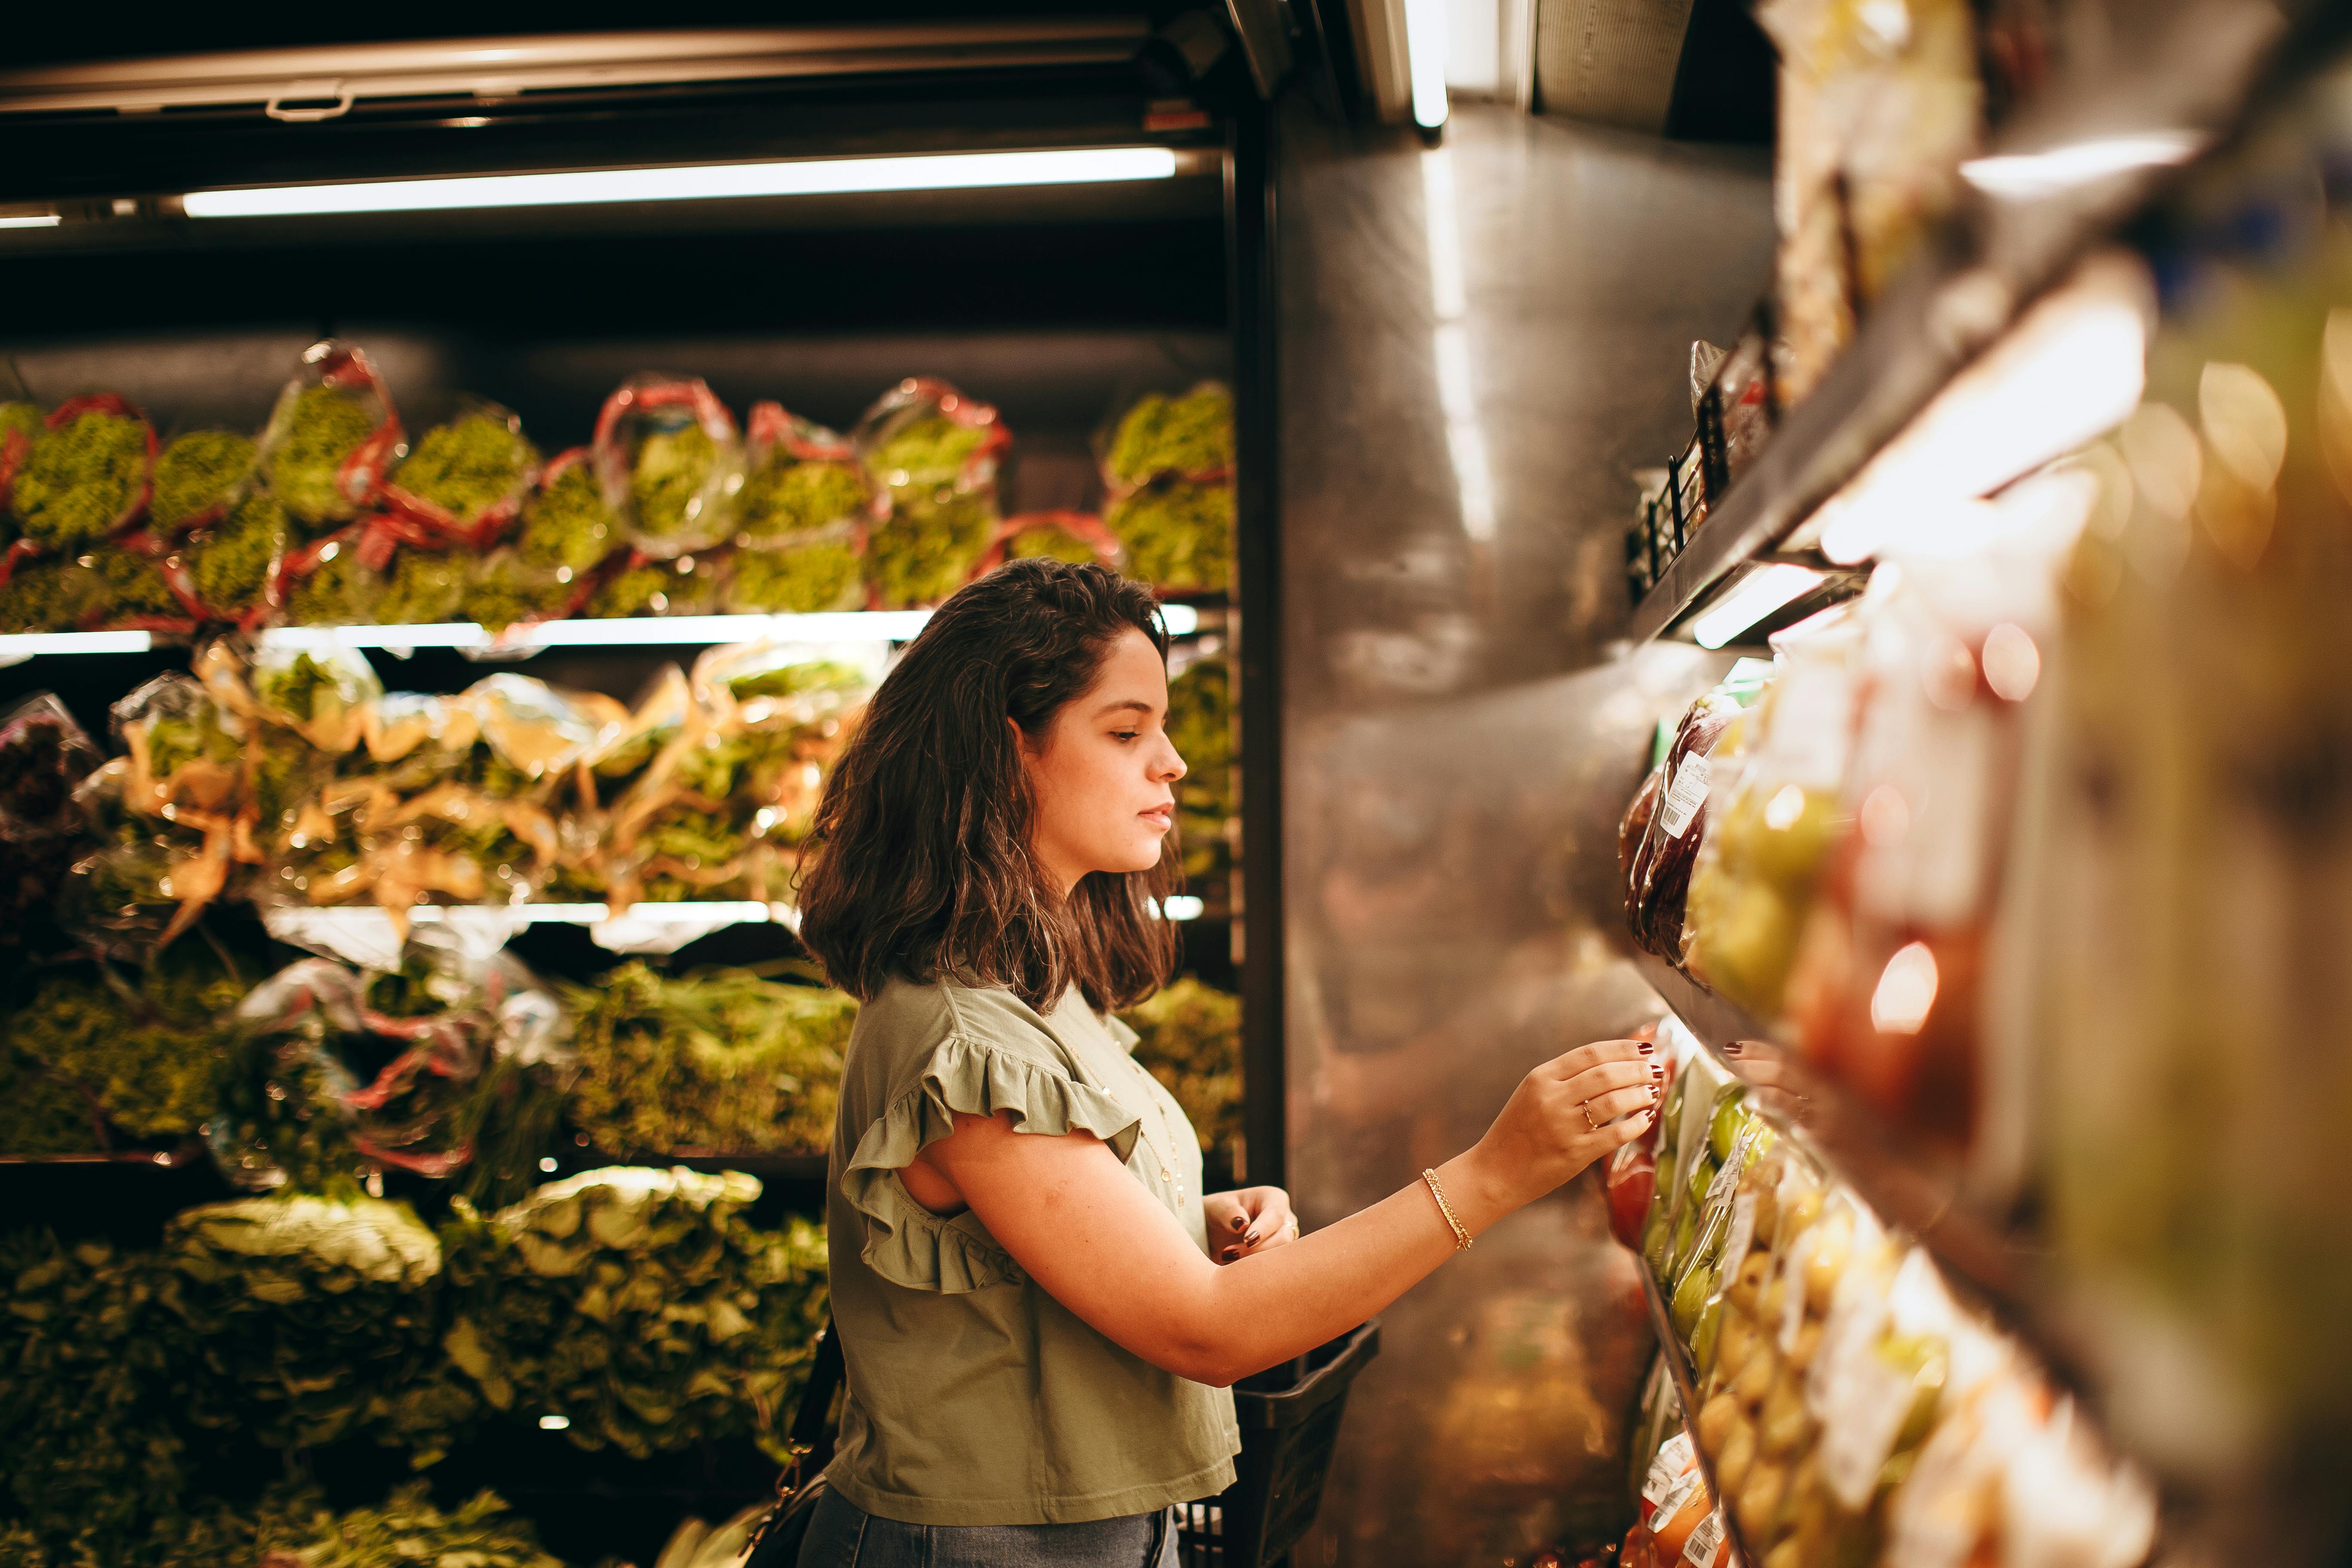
[822,976,1241,1526]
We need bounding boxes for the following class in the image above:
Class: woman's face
[1018,627,1187,895]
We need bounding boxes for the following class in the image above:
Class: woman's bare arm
[915,1039,1659,1386]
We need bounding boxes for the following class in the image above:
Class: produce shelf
[1638,1264,1758,1568]
[1635,952,2035,1312]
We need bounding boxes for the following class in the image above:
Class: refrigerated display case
[0,13,1284,1562]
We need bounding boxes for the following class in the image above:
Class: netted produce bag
[1,938,249,1152]
[257,340,404,531]
[5,393,158,556]
[594,375,745,559]
[438,1166,830,1459]
[514,444,621,581]
[380,400,541,550]
[723,401,869,614]
[162,1191,456,1450]
[562,962,854,1156]
[64,673,261,955]
[584,548,728,619]
[1682,609,1863,1020]
[1100,381,1233,593]
[855,377,1009,609]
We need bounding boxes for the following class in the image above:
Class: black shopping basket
[1175,1321,1381,1568]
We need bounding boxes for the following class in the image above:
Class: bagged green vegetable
[258,342,403,529]
[179,491,288,625]
[149,429,257,534]
[1107,476,1232,594]
[855,378,1008,609]
[9,395,156,551]
[383,403,541,548]
[517,447,620,579]
[1101,382,1235,490]
[1120,977,1242,1160]
[1164,653,1234,893]
[563,962,853,1155]
[596,376,744,558]
[283,529,380,626]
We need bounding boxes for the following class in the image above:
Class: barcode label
[1658,754,1711,839]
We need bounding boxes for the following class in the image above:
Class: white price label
[1642,1430,1696,1514]
[1814,1344,1919,1510]
[1681,1508,1727,1568]
[1658,753,1711,839]
[1719,1191,1758,1286]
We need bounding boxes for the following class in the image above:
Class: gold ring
[1582,1100,1600,1132]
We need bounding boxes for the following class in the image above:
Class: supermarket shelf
[1638,1265,1759,1568]
[1635,952,2037,1311]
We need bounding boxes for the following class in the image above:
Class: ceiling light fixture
[0,214,60,230]
[1402,0,1449,130]
[1960,132,2203,199]
[181,146,1179,219]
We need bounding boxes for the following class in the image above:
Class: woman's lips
[1141,806,1173,830]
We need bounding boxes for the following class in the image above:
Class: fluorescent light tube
[257,610,933,653]
[0,215,61,230]
[183,146,1179,219]
[1691,564,1825,649]
[1961,132,2203,199]
[0,630,153,656]
[1159,603,1200,637]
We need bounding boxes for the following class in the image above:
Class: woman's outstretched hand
[1203,1186,1296,1264]
[1447,1038,1660,1227]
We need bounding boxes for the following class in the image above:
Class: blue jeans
[797,1485,1179,1568]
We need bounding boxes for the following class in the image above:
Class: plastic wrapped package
[984,509,1124,573]
[462,548,583,633]
[9,394,157,552]
[175,490,290,627]
[722,402,869,614]
[0,554,95,632]
[381,402,541,548]
[514,445,620,579]
[594,375,745,558]
[201,640,380,755]
[1101,382,1235,491]
[1629,687,1756,961]
[210,929,573,1203]
[374,545,470,627]
[279,526,382,626]
[83,534,202,633]
[1164,651,1233,898]
[256,340,404,530]
[856,377,1009,609]
[0,694,103,940]
[584,549,726,619]
[1755,0,1982,404]
[544,666,690,902]
[0,399,43,514]
[0,942,248,1148]
[1107,476,1232,594]
[1684,611,1863,1020]
[148,428,257,536]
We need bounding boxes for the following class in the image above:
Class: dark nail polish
[1650,1085,1662,1100]
[1650,1064,1664,1080]
[1637,1041,1656,1054]
[1721,1041,1743,1057]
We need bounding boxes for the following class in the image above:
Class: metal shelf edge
[1638,1265,1761,1568]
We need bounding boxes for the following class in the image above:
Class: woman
[794,559,1658,1566]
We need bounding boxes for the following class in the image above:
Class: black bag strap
[788,1315,846,1472]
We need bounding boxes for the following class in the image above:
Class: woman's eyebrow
[1093,698,1156,717]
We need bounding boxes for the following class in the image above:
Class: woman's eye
[1112,730,1140,742]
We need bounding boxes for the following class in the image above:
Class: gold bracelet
[1422,1168,1472,1251]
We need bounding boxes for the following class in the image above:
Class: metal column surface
[1273,100,1770,1567]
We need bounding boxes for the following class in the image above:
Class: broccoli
[266,386,378,526]
[12,409,149,551]
[1104,385,1234,487]
[1005,519,1100,566]
[1106,478,1232,593]
[188,493,286,619]
[0,557,97,633]
[517,460,617,576]
[736,454,866,543]
[374,548,466,626]
[727,539,862,615]
[631,424,721,540]
[395,414,538,526]
[150,430,257,532]
[286,546,375,626]
[88,546,184,627]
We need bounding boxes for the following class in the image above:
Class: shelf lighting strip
[180,147,1180,220]
[0,604,1200,659]
[285,895,1202,929]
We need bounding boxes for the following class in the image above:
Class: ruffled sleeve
[842,1034,1143,1293]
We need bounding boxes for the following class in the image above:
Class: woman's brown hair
[796,557,1180,1012]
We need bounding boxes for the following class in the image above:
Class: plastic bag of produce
[594,375,745,559]
[1628,689,1752,961]
[514,445,621,580]
[1100,381,1235,491]
[981,509,1124,574]
[1684,609,1862,1019]
[0,553,96,632]
[462,548,587,634]
[277,524,383,626]
[82,533,203,634]
[1107,476,1232,594]
[9,394,158,553]
[381,400,541,549]
[721,401,870,614]
[374,544,472,627]
[583,547,727,619]
[0,398,44,514]
[855,376,1008,609]
[173,490,290,628]
[0,692,101,841]
[257,340,404,530]
[148,426,258,536]
[199,640,380,755]
[544,666,691,902]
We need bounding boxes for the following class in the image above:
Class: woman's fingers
[1544,1037,1653,1081]
[1581,1083,1662,1126]
[1563,1055,1663,1109]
